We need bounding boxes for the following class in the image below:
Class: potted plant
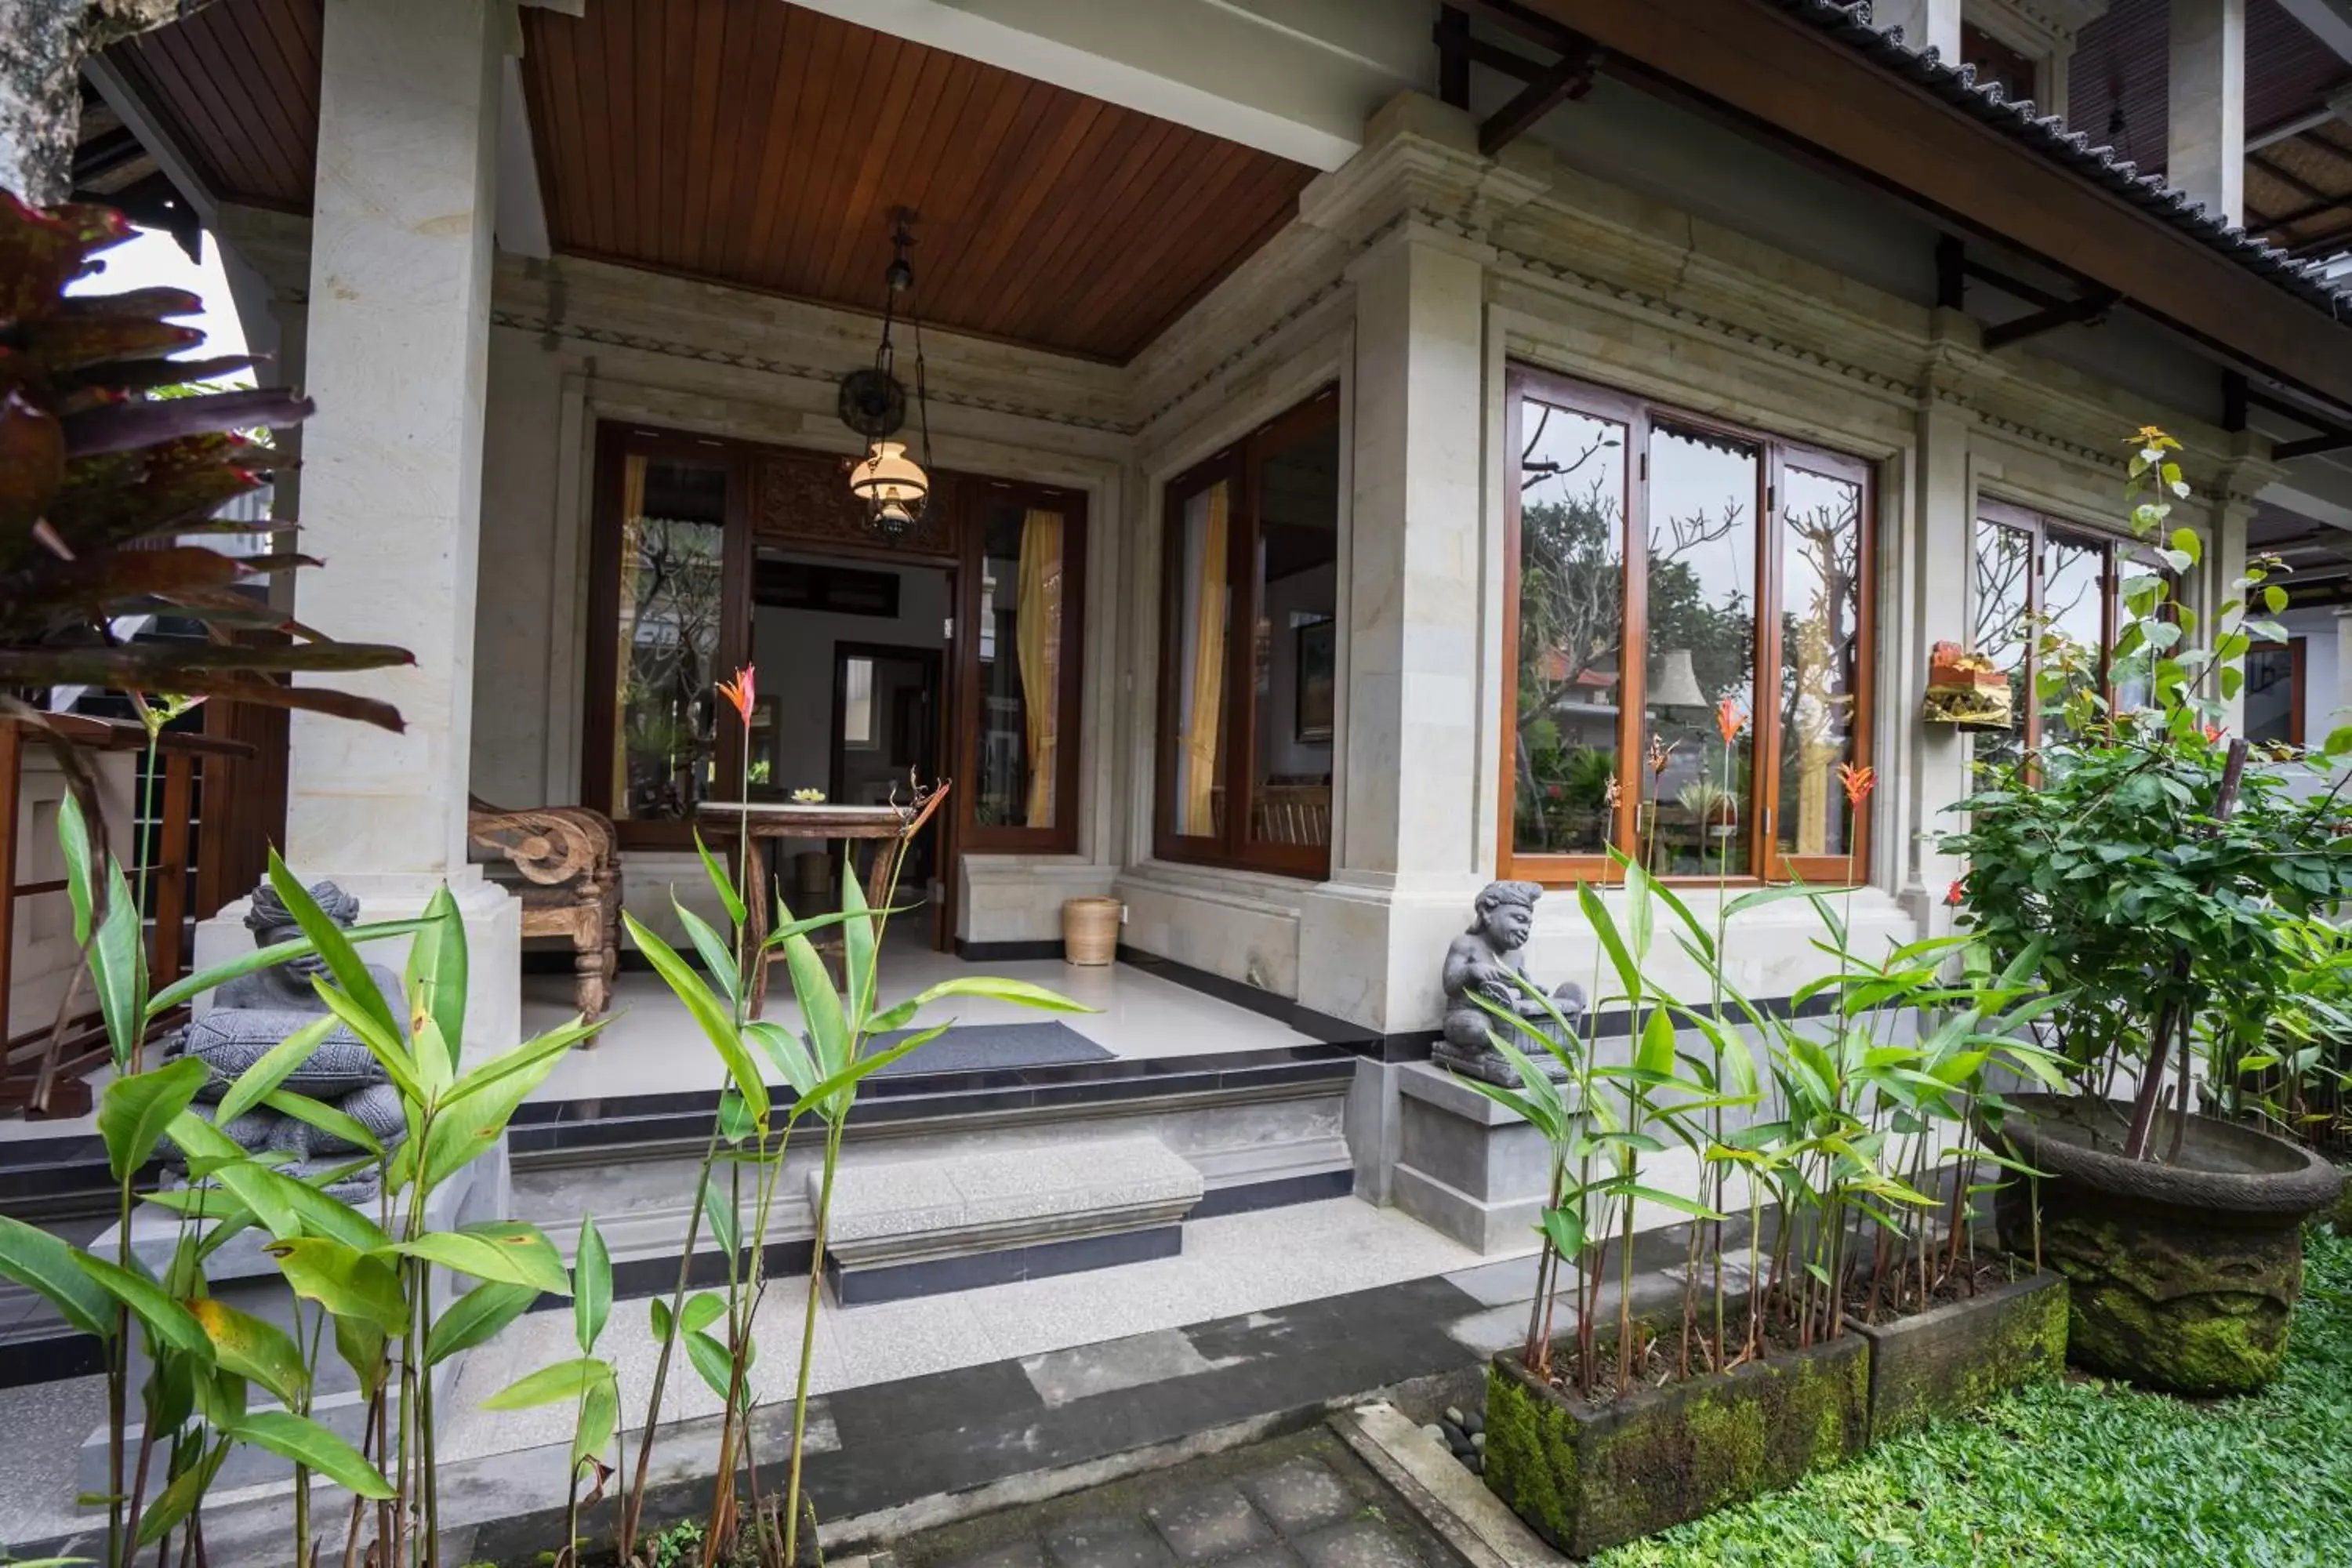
[1467,840,2063,1550]
[1941,430,2352,1395]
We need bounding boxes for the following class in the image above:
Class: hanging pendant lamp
[838,212,934,541]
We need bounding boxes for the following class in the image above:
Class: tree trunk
[0,1,222,206]
[0,0,89,205]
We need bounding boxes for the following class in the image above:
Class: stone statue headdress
[245,879,361,932]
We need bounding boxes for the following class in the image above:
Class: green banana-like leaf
[403,885,467,1076]
[389,1221,570,1296]
[572,1368,619,1479]
[673,900,741,1014]
[227,1410,392,1499]
[188,1298,307,1406]
[73,1253,212,1361]
[146,919,430,1018]
[265,1237,405,1330]
[626,911,769,1127]
[790,1022,947,1121]
[0,1214,114,1338]
[694,829,746,930]
[96,1056,209,1183]
[133,1443,227,1548]
[908,975,1088,1014]
[267,849,401,1046]
[482,1355,612,1410]
[426,1280,539,1367]
[261,1090,383,1158]
[214,1016,337,1124]
[574,1215,610,1354]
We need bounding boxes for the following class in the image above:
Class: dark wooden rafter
[1936,237,2123,350]
[2246,387,2352,460]
[1479,39,1600,154]
[1432,0,1600,156]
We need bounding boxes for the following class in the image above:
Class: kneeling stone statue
[162,879,408,1202]
[1435,880,1581,1087]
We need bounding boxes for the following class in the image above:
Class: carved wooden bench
[466,797,620,1020]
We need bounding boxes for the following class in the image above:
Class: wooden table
[695,786,949,1015]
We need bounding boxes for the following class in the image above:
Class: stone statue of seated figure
[1436,880,1581,1087]
[164,879,408,1202]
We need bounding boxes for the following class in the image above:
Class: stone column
[1898,352,1979,933]
[1873,0,1962,60]
[2169,0,2246,226]
[197,0,518,1058]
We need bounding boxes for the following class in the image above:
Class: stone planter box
[1988,1094,2344,1395]
[1852,1270,2067,1442]
[1482,1333,1869,1557]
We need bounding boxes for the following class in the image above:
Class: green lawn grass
[1594,1226,2352,1567]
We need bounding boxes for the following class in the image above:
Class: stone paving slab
[890,1427,1465,1568]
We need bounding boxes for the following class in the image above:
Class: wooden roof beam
[1980,286,2122,349]
[1479,38,1600,155]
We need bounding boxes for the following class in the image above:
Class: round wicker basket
[1062,897,1121,966]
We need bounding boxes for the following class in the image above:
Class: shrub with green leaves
[1942,433,2352,1160]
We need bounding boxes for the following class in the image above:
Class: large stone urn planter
[1987,1094,2344,1396]
[1482,1333,1869,1556]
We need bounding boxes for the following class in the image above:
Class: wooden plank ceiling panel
[518,0,1316,361]
[103,0,320,213]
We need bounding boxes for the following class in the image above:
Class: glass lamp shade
[849,440,929,507]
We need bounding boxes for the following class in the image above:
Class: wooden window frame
[956,477,1087,856]
[1974,497,2149,754]
[2245,637,2307,750]
[582,423,753,852]
[1153,387,1341,880]
[1498,365,1878,887]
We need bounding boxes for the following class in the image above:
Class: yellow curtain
[1181,485,1229,836]
[1015,508,1065,828]
[612,456,648,815]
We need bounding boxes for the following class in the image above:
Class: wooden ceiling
[100,0,1317,364]
[516,0,1316,361]
[2067,0,2352,252]
[105,0,320,214]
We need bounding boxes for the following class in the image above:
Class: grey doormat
[863,1020,1112,1077]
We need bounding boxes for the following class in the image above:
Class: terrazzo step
[819,1134,1205,1305]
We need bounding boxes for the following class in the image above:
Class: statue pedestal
[1391,1062,1576,1254]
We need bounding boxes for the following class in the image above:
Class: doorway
[749,549,953,945]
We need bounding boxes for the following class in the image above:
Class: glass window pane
[612,455,727,822]
[2246,642,2299,746]
[1170,481,1232,838]
[1972,519,2032,771]
[1513,401,1628,858]
[2041,534,2107,739]
[1249,419,1338,852]
[1777,467,1864,861]
[977,501,1069,830]
[842,657,875,747]
[1642,424,1760,876]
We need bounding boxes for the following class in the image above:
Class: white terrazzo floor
[525,942,1319,1103]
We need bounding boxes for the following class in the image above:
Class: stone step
[819,1134,1204,1305]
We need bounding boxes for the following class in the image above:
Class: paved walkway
[886,1427,1465,1568]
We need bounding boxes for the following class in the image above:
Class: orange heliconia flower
[2201,723,2224,744]
[1838,761,1876,806]
[1944,877,1965,907]
[1715,698,1747,745]
[717,665,757,723]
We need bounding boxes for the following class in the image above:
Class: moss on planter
[2037,1209,2300,1396]
[1854,1272,2067,1441]
[1483,1335,1868,1558]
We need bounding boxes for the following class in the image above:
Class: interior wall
[749,559,949,855]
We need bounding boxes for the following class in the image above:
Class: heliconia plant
[615,665,1087,1567]
[0,792,617,1568]
[1460,716,2064,1403]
